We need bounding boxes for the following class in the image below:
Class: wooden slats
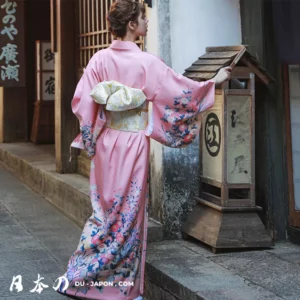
[78,0,144,70]
[240,57,275,84]
[80,44,111,50]
[192,58,232,65]
[206,46,245,52]
[183,72,216,80]
[229,46,247,68]
[185,65,224,72]
[183,45,274,85]
[200,51,240,59]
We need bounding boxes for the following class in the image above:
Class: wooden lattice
[78,0,144,71]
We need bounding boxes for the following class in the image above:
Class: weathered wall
[147,0,242,238]
[147,0,171,225]
[170,0,241,74]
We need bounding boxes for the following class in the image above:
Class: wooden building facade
[240,0,300,242]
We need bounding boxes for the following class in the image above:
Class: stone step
[145,240,291,300]
[0,143,163,242]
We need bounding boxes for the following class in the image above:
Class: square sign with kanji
[36,41,55,101]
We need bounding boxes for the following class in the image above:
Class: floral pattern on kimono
[145,66,215,148]
[60,178,144,297]
[70,56,106,157]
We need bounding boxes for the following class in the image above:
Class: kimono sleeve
[145,61,215,148]
[71,54,106,157]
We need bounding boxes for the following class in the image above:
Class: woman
[58,1,231,299]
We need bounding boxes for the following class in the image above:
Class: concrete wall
[147,0,242,238]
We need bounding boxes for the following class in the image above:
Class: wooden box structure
[182,46,274,252]
[31,41,55,144]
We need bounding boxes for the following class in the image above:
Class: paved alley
[0,165,82,299]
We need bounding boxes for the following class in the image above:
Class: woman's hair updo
[107,0,146,38]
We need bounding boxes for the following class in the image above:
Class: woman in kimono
[57,1,231,299]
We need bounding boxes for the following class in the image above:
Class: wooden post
[55,0,78,173]
[0,87,28,142]
[0,87,4,142]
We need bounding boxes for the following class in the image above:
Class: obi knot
[90,80,147,111]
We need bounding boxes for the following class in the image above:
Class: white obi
[90,80,148,132]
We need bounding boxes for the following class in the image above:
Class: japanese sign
[0,0,25,87]
[205,112,221,157]
[36,41,55,101]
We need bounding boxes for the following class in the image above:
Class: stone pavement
[0,165,80,299]
[145,240,300,300]
[1,165,300,300]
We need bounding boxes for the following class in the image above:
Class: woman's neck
[120,32,137,43]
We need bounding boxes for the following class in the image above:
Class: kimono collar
[110,40,142,52]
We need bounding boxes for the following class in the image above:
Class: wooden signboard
[183,46,274,252]
[36,41,55,101]
[0,0,25,87]
[30,41,55,144]
[201,94,223,183]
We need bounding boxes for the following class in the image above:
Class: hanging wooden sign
[31,41,55,144]
[36,41,55,101]
[0,0,25,87]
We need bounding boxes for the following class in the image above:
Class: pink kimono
[58,40,215,300]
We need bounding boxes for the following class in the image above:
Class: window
[78,0,144,74]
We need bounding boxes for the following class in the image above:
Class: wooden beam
[185,65,224,73]
[0,88,3,142]
[192,58,232,66]
[206,46,246,52]
[283,65,298,228]
[55,0,78,173]
[195,197,262,212]
[0,88,27,142]
[241,57,273,85]
[200,51,239,60]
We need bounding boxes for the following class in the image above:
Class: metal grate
[78,0,144,71]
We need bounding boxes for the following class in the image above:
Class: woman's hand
[211,67,232,85]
